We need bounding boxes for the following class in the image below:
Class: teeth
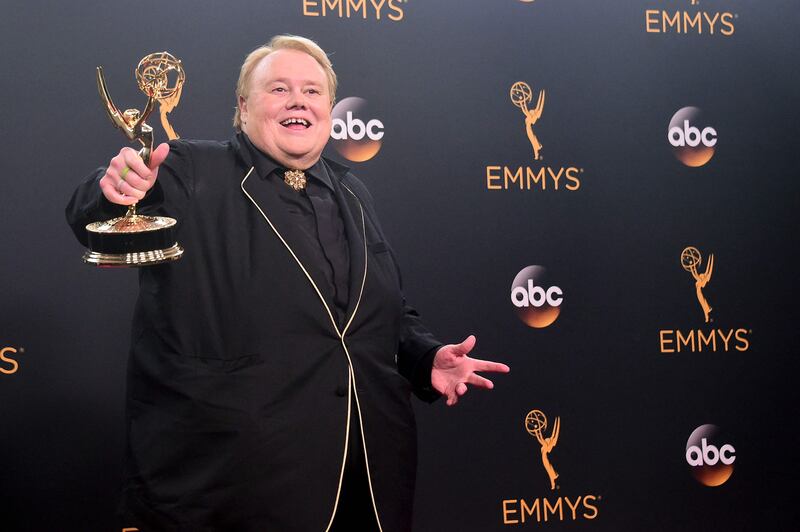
[282,118,310,126]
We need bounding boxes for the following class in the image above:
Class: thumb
[453,334,476,356]
[148,142,170,170]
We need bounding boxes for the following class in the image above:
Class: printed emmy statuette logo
[668,107,717,167]
[659,246,750,354]
[501,410,600,524]
[485,82,582,191]
[525,409,560,490]
[510,82,546,160]
[330,96,385,162]
[681,246,714,323]
[685,424,736,487]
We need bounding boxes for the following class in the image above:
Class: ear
[238,95,248,123]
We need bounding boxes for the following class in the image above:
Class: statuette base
[84,214,183,267]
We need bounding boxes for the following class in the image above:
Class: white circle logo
[330,96,385,162]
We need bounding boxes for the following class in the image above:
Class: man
[67,35,509,531]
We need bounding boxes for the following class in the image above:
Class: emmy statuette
[83,52,186,267]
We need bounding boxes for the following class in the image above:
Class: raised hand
[431,335,510,406]
[99,142,170,206]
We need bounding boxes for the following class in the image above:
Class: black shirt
[241,132,351,326]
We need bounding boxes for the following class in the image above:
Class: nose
[286,87,307,109]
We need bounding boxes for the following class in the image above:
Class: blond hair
[233,35,337,130]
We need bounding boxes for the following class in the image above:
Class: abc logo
[668,107,717,167]
[510,265,563,328]
[330,96,385,162]
[685,424,736,487]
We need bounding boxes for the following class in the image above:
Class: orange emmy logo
[681,246,714,323]
[659,245,750,354]
[510,82,546,160]
[501,409,600,524]
[484,81,582,192]
[525,409,561,490]
[645,1,736,36]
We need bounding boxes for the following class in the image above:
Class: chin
[285,143,324,158]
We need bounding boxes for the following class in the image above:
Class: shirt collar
[240,132,334,191]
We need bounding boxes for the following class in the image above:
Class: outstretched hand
[431,335,510,406]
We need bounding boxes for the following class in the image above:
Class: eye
[271,86,287,93]
[306,88,321,95]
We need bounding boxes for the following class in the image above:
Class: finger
[99,175,138,206]
[117,179,146,200]
[445,390,457,407]
[106,166,146,200]
[108,148,137,172]
[471,358,511,374]
[145,142,170,183]
[121,148,155,181]
[148,142,170,170]
[124,171,152,194]
[452,335,476,356]
[445,384,467,407]
[107,171,145,201]
[466,373,494,390]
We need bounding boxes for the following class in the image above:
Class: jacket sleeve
[65,140,195,247]
[393,257,443,403]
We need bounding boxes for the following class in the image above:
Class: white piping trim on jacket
[240,168,383,532]
[339,182,384,530]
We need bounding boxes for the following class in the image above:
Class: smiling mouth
[280,118,311,129]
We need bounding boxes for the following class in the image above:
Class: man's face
[239,49,332,169]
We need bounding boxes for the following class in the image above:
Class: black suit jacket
[66,134,441,532]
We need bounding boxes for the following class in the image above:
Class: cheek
[316,118,332,143]
[317,126,331,146]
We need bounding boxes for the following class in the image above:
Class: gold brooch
[284,169,307,191]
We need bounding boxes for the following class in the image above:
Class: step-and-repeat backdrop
[2,1,797,530]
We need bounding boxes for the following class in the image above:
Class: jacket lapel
[242,173,332,288]
[236,138,342,335]
[326,160,367,335]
